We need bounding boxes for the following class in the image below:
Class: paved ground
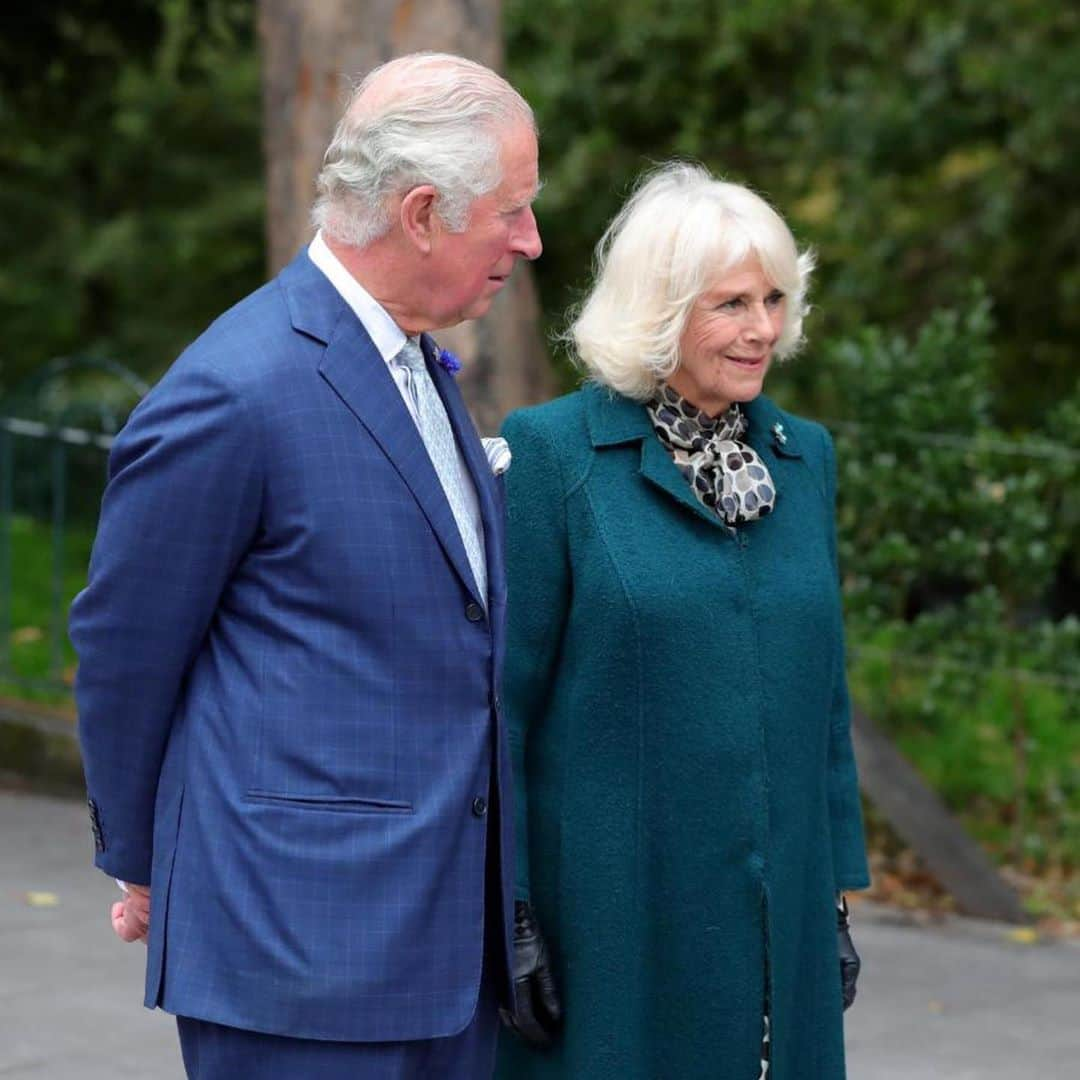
[0,787,178,1078]
[1,787,1076,1078]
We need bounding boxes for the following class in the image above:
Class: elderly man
[70,52,541,1079]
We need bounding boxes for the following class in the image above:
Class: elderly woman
[495,163,869,1080]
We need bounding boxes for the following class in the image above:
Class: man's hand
[838,896,860,1010]
[111,882,150,944]
[499,899,562,1048]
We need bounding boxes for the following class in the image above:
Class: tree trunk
[257,0,554,430]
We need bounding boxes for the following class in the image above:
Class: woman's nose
[744,302,778,342]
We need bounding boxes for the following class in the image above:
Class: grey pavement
[1,788,1077,1079]
[0,787,179,1078]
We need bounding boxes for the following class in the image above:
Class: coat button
[490,691,501,711]
[465,602,484,622]
[471,796,488,818]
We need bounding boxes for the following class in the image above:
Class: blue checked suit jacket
[70,250,514,1042]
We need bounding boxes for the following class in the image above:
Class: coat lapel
[638,434,730,528]
[585,383,729,529]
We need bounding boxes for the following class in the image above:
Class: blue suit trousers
[177,968,499,1079]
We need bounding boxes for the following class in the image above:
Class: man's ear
[400,185,439,254]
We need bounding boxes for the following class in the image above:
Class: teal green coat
[494,384,869,1080]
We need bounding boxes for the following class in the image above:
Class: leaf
[25,891,59,908]
[1005,927,1039,945]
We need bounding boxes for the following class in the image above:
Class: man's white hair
[569,162,815,400]
[312,52,536,249]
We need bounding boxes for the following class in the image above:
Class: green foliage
[507,0,1080,423]
[1,0,1076,883]
[815,286,1073,622]
[851,606,1080,869]
[2,514,94,702]
[821,291,1080,870]
[0,2,263,395]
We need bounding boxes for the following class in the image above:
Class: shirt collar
[308,230,407,364]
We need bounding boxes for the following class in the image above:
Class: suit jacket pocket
[244,790,413,814]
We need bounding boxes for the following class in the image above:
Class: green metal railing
[0,357,148,697]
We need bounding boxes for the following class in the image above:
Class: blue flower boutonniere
[437,348,462,376]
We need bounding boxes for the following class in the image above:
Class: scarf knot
[647,385,776,524]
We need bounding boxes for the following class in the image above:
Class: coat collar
[584,380,803,459]
[584,382,654,447]
[584,380,804,528]
[279,249,496,607]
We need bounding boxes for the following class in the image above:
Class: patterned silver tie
[395,338,487,603]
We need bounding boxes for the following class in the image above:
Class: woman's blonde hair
[568,162,814,399]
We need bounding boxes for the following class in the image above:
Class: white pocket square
[482,437,512,476]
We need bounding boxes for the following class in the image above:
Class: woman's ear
[400,185,439,254]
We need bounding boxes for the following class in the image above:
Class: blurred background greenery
[1,1,1077,919]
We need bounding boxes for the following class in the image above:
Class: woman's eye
[718,298,743,312]
[766,291,786,307]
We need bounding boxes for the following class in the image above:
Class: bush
[815,290,1080,873]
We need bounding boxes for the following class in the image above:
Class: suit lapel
[317,318,482,605]
[280,248,495,607]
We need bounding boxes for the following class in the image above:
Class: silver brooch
[772,422,788,446]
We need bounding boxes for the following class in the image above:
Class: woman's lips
[726,354,766,366]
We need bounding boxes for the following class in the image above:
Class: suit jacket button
[472,796,488,818]
[465,602,484,622]
[87,797,105,853]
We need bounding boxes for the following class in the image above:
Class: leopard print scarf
[647,384,777,525]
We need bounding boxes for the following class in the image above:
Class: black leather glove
[499,899,562,1048]
[837,896,860,1010]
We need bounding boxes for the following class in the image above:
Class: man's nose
[513,208,543,261]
